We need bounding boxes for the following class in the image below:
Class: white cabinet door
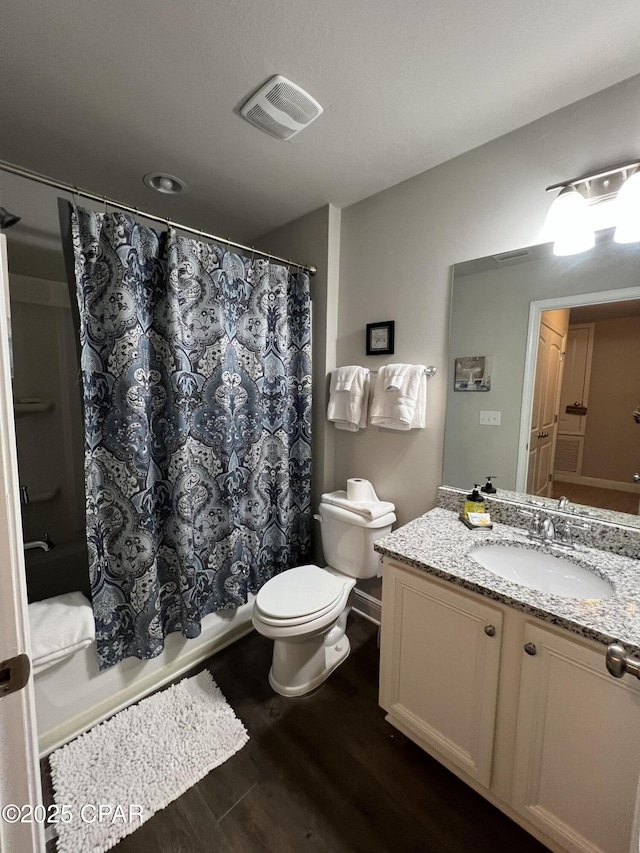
[379,563,503,787]
[512,623,640,853]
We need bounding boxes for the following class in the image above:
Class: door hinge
[0,654,30,698]
[554,414,558,423]
[549,473,552,482]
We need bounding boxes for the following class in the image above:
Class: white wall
[336,73,640,527]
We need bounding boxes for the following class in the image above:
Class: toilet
[252,496,395,696]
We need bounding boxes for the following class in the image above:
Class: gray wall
[335,73,640,527]
[255,204,341,563]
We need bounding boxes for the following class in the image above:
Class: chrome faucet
[540,515,555,542]
[557,496,571,512]
[518,508,590,549]
[553,517,592,549]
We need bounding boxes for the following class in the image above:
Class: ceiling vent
[492,248,531,264]
[240,75,323,140]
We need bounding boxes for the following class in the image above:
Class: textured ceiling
[2,0,640,245]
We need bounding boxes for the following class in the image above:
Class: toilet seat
[254,564,353,628]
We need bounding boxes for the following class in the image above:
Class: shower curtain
[70,206,312,669]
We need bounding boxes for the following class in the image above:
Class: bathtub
[34,596,255,756]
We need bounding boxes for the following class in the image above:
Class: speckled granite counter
[374,507,640,655]
[437,486,640,558]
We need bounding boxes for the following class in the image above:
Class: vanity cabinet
[512,622,640,853]
[378,560,503,787]
[379,559,640,853]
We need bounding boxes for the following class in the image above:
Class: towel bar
[370,366,436,377]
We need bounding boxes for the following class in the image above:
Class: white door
[0,235,45,853]
[557,323,594,437]
[512,623,640,853]
[379,563,503,787]
[527,310,568,496]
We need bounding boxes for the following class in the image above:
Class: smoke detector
[240,75,323,140]
[143,173,187,194]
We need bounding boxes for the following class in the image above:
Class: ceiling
[570,299,640,323]
[3,0,640,246]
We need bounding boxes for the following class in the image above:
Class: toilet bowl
[252,493,395,696]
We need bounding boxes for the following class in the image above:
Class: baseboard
[554,473,640,494]
[351,588,382,625]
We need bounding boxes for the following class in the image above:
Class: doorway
[519,291,640,514]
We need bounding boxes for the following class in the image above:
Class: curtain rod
[0,160,317,276]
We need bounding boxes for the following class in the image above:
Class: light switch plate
[480,410,501,426]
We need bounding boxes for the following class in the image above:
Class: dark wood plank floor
[50,615,551,852]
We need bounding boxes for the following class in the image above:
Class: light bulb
[614,171,640,244]
[544,186,595,256]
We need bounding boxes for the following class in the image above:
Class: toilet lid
[256,564,348,620]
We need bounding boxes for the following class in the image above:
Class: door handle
[537,432,549,439]
[633,474,640,484]
[606,643,640,679]
[0,654,30,698]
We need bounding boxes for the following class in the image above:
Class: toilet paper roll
[347,478,370,502]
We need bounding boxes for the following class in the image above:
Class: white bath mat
[49,670,249,853]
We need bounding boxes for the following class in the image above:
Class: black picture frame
[366,320,395,356]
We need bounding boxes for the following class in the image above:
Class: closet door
[557,323,594,436]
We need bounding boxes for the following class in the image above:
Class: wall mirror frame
[443,228,640,526]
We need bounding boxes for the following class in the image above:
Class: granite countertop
[374,507,640,655]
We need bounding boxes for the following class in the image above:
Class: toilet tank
[317,502,396,579]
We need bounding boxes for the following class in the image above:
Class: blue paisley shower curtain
[71,207,312,669]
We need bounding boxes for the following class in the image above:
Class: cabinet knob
[524,642,537,656]
[484,625,496,637]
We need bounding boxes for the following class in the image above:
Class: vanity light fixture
[613,169,640,244]
[545,160,640,255]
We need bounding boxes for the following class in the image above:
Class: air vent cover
[492,249,531,264]
[240,75,323,140]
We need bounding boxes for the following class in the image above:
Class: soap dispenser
[481,476,497,494]
[463,484,485,517]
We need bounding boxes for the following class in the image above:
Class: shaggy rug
[49,670,249,853]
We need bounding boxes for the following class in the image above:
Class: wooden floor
[552,480,639,515]
[51,616,551,852]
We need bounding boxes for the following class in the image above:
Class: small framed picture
[366,321,395,356]
[454,355,492,391]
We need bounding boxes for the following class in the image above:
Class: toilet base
[268,634,351,697]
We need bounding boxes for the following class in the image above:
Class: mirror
[443,229,640,524]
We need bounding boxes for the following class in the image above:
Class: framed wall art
[366,320,395,356]
[454,355,492,391]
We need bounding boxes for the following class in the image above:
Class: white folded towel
[370,364,427,430]
[333,365,360,392]
[28,591,95,675]
[327,366,370,431]
[384,363,410,390]
[321,489,395,521]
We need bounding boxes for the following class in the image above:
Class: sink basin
[468,544,614,599]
